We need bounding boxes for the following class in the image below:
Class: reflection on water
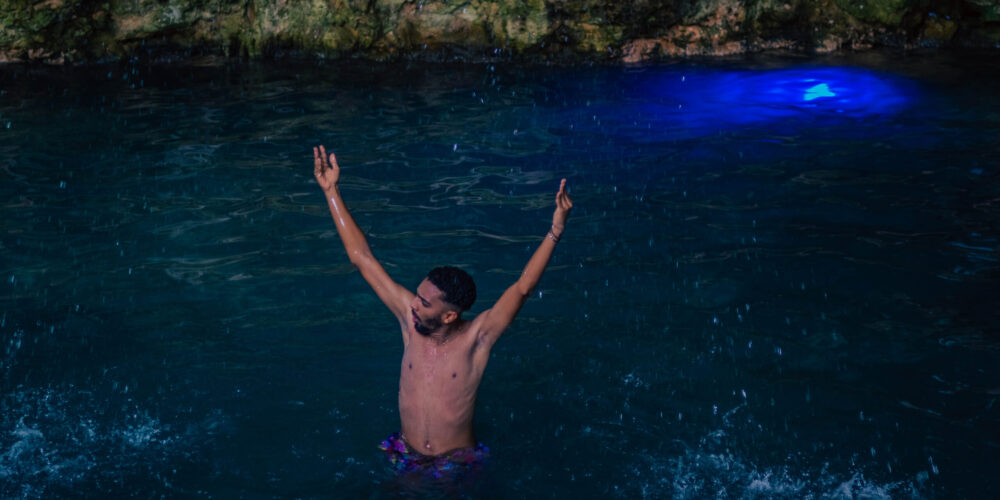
[1,54,998,498]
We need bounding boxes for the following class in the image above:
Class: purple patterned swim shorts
[379,432,489,477]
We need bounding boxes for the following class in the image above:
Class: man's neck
[427,319,466,345]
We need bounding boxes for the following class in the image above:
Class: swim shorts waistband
[379,432,489,477]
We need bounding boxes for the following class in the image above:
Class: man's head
[427,266,476,312]
[410,266,476,336]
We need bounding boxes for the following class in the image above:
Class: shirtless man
[312,145,572,458]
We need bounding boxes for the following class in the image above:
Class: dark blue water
[1,52,998,498]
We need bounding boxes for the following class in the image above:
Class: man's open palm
[313,145,340,193]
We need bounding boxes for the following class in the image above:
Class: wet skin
[314,144,572,456]
[398,280,491,454]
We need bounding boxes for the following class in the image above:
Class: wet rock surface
[1,1,998,64]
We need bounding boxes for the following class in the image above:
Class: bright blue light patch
[803,83,835,101]
[602,66,918,141]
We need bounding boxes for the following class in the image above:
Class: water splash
[0,386,228,498]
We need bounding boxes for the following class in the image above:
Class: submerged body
[313,145,572,457]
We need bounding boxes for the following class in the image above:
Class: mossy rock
[2,0,1000,63]
[964,0,1000,23]
[923,16,958,44]
[833,0,920,26]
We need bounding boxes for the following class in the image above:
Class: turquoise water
[1,53,998,498]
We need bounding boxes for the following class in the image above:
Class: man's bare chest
[399,335,483,396]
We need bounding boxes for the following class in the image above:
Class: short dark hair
[426,266,476,312]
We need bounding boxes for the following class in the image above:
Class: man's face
[410,279,453,336]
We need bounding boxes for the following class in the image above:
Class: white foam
[1,386,226,498]
[622,433,928,500]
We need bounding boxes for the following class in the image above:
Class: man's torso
[397,318,491,455]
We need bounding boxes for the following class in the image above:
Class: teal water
[1,53,998,498]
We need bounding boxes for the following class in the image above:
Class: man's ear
[441,310,459,325]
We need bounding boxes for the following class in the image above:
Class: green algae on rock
[1,0,998,64]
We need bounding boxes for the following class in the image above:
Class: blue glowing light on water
[605,66,916,141]
[803,82,835,101]
[694,67,910,115]
[738,67,912,114]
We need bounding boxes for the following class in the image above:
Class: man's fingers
[313,147,322,176]
[328,153,338,170]
[555,178,572,210]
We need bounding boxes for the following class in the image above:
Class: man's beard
[414,316,442,336]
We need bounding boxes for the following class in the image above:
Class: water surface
[1,52,998,498]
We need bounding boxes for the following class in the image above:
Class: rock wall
[1,0,999,64]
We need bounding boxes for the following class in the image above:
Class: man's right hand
[551,178,573,236]
[313,145,340,193]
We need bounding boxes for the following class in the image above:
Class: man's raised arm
[476,179,573,345]
[313,145,413,327]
